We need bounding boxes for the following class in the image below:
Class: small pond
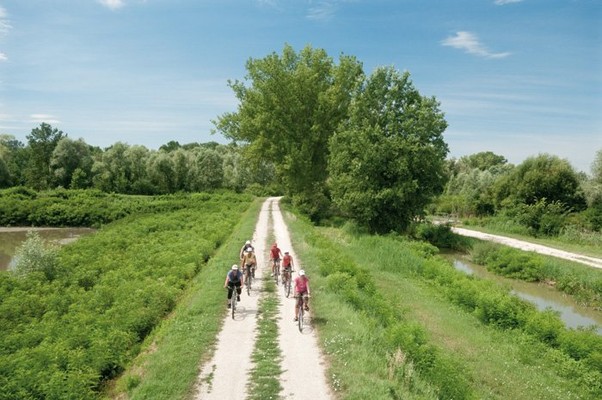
[0,228,95,271]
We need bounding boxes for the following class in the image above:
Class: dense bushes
[0,187,184,227]
[411,222,471,251]
[0,191,253,399]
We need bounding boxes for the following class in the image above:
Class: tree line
[0,127,276,196]
[1,44,600,236]
[434,150,602,237]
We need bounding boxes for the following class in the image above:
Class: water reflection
[447,255,602,335]
[0,228,95,271]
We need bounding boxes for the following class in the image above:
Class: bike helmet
[231,264,239,270]
[299,269,305,276]
[245,240,251,245]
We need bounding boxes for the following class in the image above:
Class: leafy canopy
[214,44,364,219]
[328,67,449,233]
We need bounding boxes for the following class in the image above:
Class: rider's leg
[236,283,241,301]
[304,294,309,310]
[227,285,233,307]
[294,296,300,321]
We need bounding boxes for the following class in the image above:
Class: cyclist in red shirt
[270,242,283,277]
[294,269,310,321]
[281,251,294,286]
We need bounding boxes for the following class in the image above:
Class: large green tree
[50,137,94,189]
[328,67,449,233]
[592,148,602,185]
[493,153,587,211]
[24,123,65,190]
[0,135,27,186]
[214,44,364,219]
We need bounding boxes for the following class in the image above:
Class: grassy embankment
[282,206,602,400]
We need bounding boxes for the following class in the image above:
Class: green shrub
[11,231,60,281]
[411,222,470,251]
[524,310,565,345]
[559,329,602,365]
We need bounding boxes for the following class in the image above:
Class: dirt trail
[271,198,333,399]
[194,199,269,399]
[451,227,602,270]
[194,197,332,399]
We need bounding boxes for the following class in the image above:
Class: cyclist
[281,251,294,285]
[293,269,310,321]
[240,248,257,279]
[270,242,283,277]
[224,264,243,309]
[239,240,254,260]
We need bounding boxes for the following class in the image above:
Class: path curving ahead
[451,227,602,270]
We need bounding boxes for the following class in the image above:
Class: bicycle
[282,267,293,297]
[296,293,309,332]
[244,264,252,296]
[229,286,238,319]
[273,259,280,285]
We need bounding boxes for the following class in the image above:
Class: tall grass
[282,206,602,399]
[282,210,470,399]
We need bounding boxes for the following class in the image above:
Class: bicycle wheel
[231,290,237,319]
[246,267,251,295]
[298,299,304,332]
[285,273,291,298]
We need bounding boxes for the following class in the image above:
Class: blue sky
[0,0,600,173]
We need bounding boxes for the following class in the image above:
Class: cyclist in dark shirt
[224,264,243,309]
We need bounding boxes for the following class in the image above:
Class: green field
[2,192,601,400]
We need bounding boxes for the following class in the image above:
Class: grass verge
[282,206,602,400]
[247,277,282,399]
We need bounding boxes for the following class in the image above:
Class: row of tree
[1,44,600,234]
[436,150,602,234]
[0,127,277,195]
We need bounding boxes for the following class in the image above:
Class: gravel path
[451,227,602,270]
[194,197,332,399]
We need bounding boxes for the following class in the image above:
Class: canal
[443,253,602,335]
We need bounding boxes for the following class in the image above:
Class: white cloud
[307,2,338,21]
[99,0,126,11]
[441,31,510,59]
[494,0,524,5]
[0,7,11,62]
[30,114,61,124]
[0,6,11,36]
